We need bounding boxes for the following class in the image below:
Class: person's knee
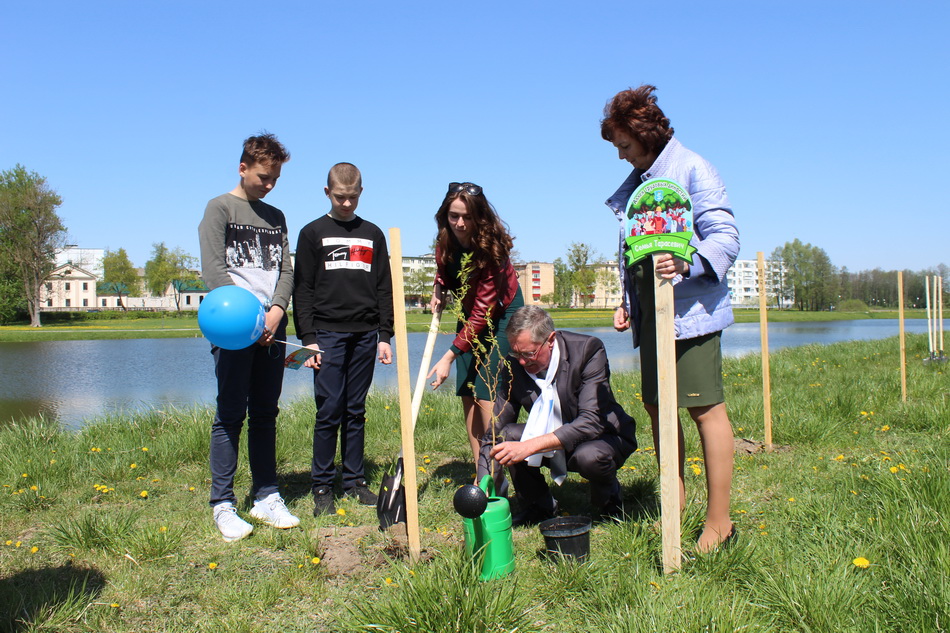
[572,443,615,480]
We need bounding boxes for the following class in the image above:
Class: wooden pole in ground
[898,271,906,402]
[388,228,421,562]
[925,276,934,359]
[654,255,681,573]
[939,276,944,356]
[756,252,773,451]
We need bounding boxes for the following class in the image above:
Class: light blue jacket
[606,137,739,345]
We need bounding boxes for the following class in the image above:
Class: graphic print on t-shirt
[322,237,374,271]
[225,224,284,271]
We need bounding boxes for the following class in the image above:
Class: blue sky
[3,1,948,273]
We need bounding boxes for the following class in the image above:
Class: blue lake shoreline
[0,319,941,429]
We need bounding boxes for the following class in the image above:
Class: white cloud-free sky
[3,1,948,272]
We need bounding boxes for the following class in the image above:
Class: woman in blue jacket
[602,85,739,553]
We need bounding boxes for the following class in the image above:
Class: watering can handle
[478,474,495,499]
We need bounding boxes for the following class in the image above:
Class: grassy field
[0,307,933,343]
[0,334,947,632]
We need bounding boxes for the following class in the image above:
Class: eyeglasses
[509,337,550,361]
[448,182,483,196]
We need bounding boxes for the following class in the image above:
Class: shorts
[638,329,724,409]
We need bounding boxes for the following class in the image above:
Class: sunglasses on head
[447,182,483,196]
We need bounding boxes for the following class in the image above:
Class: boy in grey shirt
[198,133,299,541]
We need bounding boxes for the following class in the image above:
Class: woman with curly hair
[601,85,739,552]
[427,182,524,466]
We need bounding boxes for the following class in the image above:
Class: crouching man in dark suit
[478,306,637,525]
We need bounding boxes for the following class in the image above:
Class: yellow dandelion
[139,490,148,498]
[49,459,56,464]
[850,490,858,495]
[737,427,744,432]
[443,478,452,484]
[111,603,120,608]
[889,466,898,474]
[189,486,195,492]
[30,546,38,554]
[787,497,796,502]
[418,467,427,473]
[21,473,28,478]
[649,581,661,589]
[833,455,845,461]
[385,577,396,586]
[852,557,870,569]
[208,562,217,570]
[880,425,890,432]
[130,463,137,469]
[336,508,346,516]
[311,557,321,565]
[159,526,168,533]
[30,485,38,491]
[141,447,149,452]
[4,540,11,546]
[15,541,22,548]
[423,457,431,465]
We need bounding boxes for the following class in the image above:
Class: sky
[3,1,948,274]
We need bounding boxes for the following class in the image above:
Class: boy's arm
[376,230,394,345]
[292,228,319,347]
[198,199,234,290]
[270,215,295,312]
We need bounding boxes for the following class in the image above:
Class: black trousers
[477,422,634,512]
[310,329,378,491]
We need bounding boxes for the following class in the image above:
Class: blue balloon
[198,286,266,350]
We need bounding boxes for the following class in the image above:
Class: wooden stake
[388,228,421,562]
[939,276,945,356]
[898,271,906,402]
[654,255,681,573]
[925,276,934,358]
[757,253,773,451]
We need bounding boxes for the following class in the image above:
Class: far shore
[0,307,934,343]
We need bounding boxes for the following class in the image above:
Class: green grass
[0,334,947,631]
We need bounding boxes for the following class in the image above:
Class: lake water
[0,319,940,429]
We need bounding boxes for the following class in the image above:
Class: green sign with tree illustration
[623,178,697,267]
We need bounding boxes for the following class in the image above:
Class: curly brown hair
[434,186,514,270]
[600,85,674,156]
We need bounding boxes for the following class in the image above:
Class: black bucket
[539,516,591,562]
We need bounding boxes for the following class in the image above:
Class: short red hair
[600,85,674,156]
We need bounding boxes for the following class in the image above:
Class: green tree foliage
[144,242,198,311]
[773,239,837,311]
[404,266,435,309]
[101,248,140,311]
[0,165,66,327]
[566,242,599,308]
[548,257,573,308]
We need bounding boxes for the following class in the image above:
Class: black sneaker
[313,485,336,516]
[511,501,559,528]
[344,481,378,505]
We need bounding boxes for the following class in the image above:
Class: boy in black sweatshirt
[293,163,394,515]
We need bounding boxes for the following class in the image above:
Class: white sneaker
[213,502,254,542]
[250,493,300,529]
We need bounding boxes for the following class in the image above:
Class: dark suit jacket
[491,330,637,453]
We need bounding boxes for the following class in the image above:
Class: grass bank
[0,335,947,632]
[0,308,931,342]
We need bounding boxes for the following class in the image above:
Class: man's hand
[377,342,393,365]
[490,441,536,466]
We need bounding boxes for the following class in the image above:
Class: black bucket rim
[538,515,591,539]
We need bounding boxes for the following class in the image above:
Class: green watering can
[455,475,515,581]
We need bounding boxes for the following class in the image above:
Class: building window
[83,299,89,307]
[102,299,107,307]
[83,282,88,291]
[47,299,52,307]
[65,282,71,291]
[185,296,192,305]
[65,299,71,307]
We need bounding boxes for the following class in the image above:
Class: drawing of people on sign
[623,178,697,267]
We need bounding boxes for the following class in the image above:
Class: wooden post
[939,276,945,356]
[925,276,934,358]
[756,252,773,451]
[898,271,906,402]
[654,255,681,573]
[388,228,421,562]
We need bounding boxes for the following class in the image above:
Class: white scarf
[520,338,567,485]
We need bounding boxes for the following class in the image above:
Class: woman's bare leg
[687,402,734,552]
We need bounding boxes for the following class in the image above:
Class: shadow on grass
[0,564,106,633]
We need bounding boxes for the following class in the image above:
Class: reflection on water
[0,319,939,429]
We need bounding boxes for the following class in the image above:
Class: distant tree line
[770,239,948,311]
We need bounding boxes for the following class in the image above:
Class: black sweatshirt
[292,214,394,347]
